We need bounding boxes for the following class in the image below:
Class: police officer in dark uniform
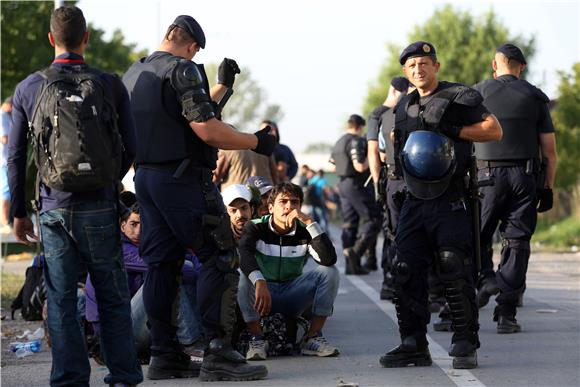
[379,41,502,369]
[473,44,557,333]
[330,114,381,275]
[122,15,275,381]
[367,77,411,298]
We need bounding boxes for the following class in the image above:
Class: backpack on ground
[10,255,46,321]
[29,66,122,192]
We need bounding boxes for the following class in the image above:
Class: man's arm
[458,114,502,142]
[238,221,265,284]
[539,132,557,188]
[212,150,229,184]
[367,140,381,184]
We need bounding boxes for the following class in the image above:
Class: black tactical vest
[394,82,477,178]
[379,108,396,165]
[474,77,545,161]
[122,52,217,169]
[331,133,360,178]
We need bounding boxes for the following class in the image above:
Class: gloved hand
[536,188,553,213]
[218,58,240,88]
[252,125,276,156]
[439,123,463,140]
[374,182,384,206]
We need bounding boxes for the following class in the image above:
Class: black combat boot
[147,351,201,380]
[199,338,268,382]
[449,336,478,369]
[494,304,521,334]
[476,275,499,308]
[380,272,395,300]
[363,254,378,271]
[344,248,369,275]
[380,335,432,368]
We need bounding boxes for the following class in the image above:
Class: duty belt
[477,160,527,169]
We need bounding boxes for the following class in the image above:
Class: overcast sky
[78,0,580,153]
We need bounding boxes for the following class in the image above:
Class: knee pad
[393,261,412,285]
[502,238,530,251]
[438,248,469,282]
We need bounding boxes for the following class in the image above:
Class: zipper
[278,235,283,281]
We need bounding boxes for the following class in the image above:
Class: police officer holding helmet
[379,41,502,370]
[330,114,381,275]
[123,15,275,381]
[473,44,557,333]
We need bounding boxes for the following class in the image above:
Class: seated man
[85,203,204,360]
[222,184,254,242]
[245,176,274,217]
[238,182,340,360]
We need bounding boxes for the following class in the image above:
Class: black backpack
[30,66,122,192]
[11,257,46,321]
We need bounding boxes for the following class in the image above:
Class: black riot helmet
[400,130,456,200]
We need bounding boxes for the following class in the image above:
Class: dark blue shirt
[8,52,136,218]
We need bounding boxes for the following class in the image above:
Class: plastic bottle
[10,340,41,358]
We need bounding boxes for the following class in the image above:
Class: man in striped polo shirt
[238,182,340,360]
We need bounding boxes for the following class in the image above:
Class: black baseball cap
[496,43,526,64]
[173,15,206,49]
[399,41,437,65]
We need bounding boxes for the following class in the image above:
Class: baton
[363,174,373,187]
[215,88,233,120]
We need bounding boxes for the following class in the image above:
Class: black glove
[537,188,553,213]
[439,123,462,140]
[218,58,240,88]
[253,126,276,156]
[374,182,384,206]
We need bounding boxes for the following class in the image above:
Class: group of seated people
[84,176,341,363]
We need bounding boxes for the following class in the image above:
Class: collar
[52,52,86,65]
[267,214,297,236]
[497,74,518,83]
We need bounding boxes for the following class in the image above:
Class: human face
[227,198,252,232]
[268,192,301,232]
[403,56,439,95]
[257,193,270,217]
[121,213,141,245]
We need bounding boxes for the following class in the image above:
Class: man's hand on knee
[254,280,271,316]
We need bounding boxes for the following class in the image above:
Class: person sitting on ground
[245,175,274,218]
[237,182,340,360]
[84,202,204,361]
[222,184,255,242]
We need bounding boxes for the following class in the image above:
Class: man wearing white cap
[222,184,254,241]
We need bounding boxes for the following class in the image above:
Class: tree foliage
[552,63,580,190]
[364,5,535,116]
[204,64,284,131]
[0,1,146,100]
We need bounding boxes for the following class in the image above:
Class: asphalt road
[1,230,579,387]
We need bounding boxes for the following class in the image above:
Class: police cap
[496,43,526,64]
[173,15,206,49]
[399,41,436,65]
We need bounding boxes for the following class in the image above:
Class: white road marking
[344,272,486,387]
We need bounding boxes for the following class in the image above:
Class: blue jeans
[40,201,143,386]
[237,264,340,323]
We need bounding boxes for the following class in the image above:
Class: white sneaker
[246,338,268,360]
[301,333,339,357]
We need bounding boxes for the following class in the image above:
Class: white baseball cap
[222,184,252,206]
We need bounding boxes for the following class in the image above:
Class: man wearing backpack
[7,6,142,387]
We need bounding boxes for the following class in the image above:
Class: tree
[364,5,535,116]
[552,63,580,191]
[1,1,146,100]
[204,64,284,131]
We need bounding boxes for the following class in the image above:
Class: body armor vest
[332,133,361,178]
[379,108,396,165]
[123,52,217,169]
[474,77,543,161]
[394,81,476,179]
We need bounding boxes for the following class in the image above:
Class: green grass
[533,215,580,248]
[1,272,25,310]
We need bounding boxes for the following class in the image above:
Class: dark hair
[347,114,366,128]
[267,182,304,206]
[317,169,325,177]
[121,202,140,222]
[164,24,196,45]
[50,6,86,50]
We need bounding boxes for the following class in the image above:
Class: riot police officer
[330,114,381,275]
[367,77,411,298]
[473,44,557,333]
[379,41,502,370]
[122,15,275,381]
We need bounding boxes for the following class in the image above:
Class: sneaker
[246,337,268,361]
[301,333,339,357]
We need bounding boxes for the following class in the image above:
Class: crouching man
[238,182,340,360]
